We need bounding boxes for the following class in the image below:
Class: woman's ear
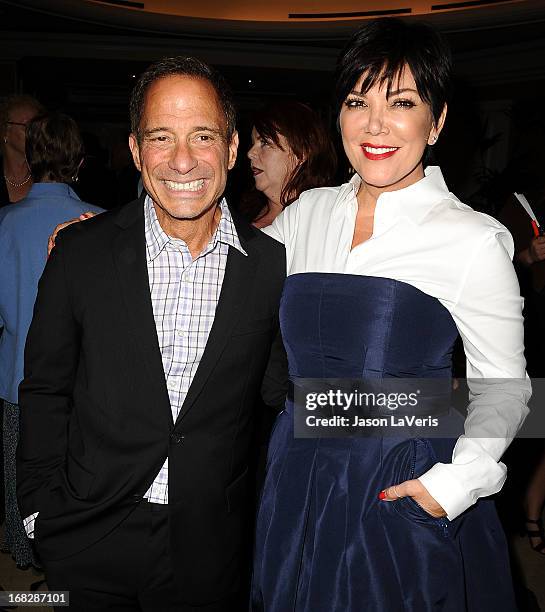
[428,104,447,145]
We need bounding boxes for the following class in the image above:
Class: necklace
[4,172,31,188]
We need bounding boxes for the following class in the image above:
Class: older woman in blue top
[0,112,102,567]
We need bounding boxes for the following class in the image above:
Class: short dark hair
[129,56,237,142]
[25,112,84,183]
[253,101,337,207]
[335,18,452,126]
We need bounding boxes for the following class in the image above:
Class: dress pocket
[390,438,451,537]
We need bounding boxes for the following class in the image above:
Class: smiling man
[17,57,287,611]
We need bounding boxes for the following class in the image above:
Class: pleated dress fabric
[251,273,516,612]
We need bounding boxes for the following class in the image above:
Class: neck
[356,162,426,210]
[267,198,282,210]
[252,198,283,229]
[267,198,283,213]
[3,152,29,181]
[154,202,222,260]
[356,183,379,217]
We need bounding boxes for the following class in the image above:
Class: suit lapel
[175,220,259,424]
[112,198,172,425]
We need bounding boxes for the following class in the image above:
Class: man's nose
[169,141,198,174]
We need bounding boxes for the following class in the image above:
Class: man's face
[129,75,238,231]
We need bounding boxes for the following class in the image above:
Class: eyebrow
[388,88,418,96]
[348,87,418,97]
[143,126,223,136]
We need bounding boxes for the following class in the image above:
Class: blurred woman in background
[243,101,337,228]
[0,95,44,208]
[0,112,102,568]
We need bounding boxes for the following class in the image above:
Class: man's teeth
[163,179,204,191]
[364,146,398,154]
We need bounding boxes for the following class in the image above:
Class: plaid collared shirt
[143,195,247,504]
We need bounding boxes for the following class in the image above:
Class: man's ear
[129,133,142,172]
[227,131,239,171]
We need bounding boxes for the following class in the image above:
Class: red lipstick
[361,143,399,161]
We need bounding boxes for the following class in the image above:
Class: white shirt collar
[345,166,455,226]
[144,195,247,263]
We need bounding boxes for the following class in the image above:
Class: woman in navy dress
[252,18,530,611]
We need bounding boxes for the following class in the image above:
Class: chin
[360,167,412,189]
[253,179,266,194]
[166,204,213,220]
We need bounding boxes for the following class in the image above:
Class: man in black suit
[17,57,287,611]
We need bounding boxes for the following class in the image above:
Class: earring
[430,135,437,145]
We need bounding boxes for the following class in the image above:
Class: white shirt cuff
[418,449,507,521]
[23,512,39,539]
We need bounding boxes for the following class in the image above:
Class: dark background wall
[2,0,545,213]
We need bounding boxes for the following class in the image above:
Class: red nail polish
[378,491,386,500]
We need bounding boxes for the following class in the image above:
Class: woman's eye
[392,99,416,108]
[344,98,365,109]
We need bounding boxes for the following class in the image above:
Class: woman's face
[247,128,298,206]
[339,66,445,196]
[4,104,40,157]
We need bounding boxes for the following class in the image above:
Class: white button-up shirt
[262,166,531,520]
[143,195,246,504]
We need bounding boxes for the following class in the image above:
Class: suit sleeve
[260,242,288,412]
[260,324,288,412]
[17,236,80,519]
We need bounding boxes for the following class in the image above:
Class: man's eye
[149,135,169,142]
[195,134,215,143]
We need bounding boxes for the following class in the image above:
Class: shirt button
[167,382,177,391]
[170,432,184,444]
[176,330,184,338]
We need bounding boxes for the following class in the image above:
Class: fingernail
[378,491,386,500]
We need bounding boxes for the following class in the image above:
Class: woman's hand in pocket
[379,479,446,518]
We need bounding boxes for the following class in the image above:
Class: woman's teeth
[363,146,398,154]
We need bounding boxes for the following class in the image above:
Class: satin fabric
[252,273,516,611]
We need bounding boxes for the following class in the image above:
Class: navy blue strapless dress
[252,274,516,612]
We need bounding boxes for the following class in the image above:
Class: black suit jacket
[17,196,287,603]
